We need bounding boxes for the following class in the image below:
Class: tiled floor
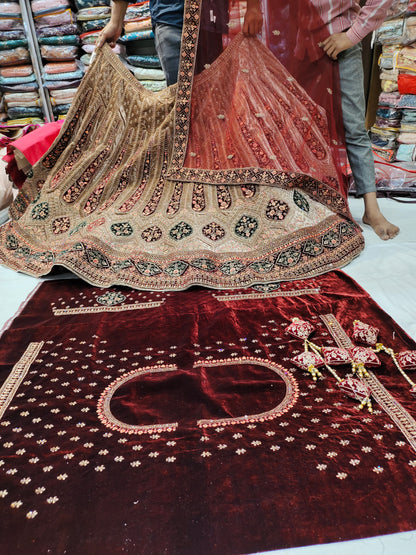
[1,196,415,554]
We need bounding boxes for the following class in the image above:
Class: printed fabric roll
[0,47,29,66]
[0,39,28,51]
[38,35,80,46]
[36,24,78,38]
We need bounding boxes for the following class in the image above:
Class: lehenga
[0,0,364,290]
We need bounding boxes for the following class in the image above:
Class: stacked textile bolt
[32,0,84,119]
[76,0,113,67]
[120,1,166,91]
[0,1,42,124]
[372,0,416,164]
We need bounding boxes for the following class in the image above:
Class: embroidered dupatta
[0,0,364,290]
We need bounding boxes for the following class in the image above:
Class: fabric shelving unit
[369,0,416,195]
[0,0,45,123]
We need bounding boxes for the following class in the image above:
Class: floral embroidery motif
[303,240,324,257]
[275,247,301,267]
[285,318,314,340]
[190,258,216,272]
[338,378,372,403]
[134,261,162,276]
[396,351,416,370]
[31,202,49,221]
[5,234,18,250]
[166,182,183,215]
[192,183,205,212]
[235,215,258,239]
[52,217,71,235]
[110,222,134,237]
[141,226,162,243]
[118,150,151,213]
[352,320,379,346]
[322,230,341,248]
[96,291,126,306]
[241,184,256,197]
[49,118,96,191]
[251,282,281,292]
[249,258,275,274]
[63,145,111,204]
[142,147,169,216]
[165,260,189,277]
[266,199,289,221]
[202,222,225,241]
[293,190,310,212]
[216,185,231,209]
[42,102,84,169]
[291,351,324,370]
[294,116,327,160]
[321,347,351,366]
[350,346,381,367]
[86,248,111,269]
[169,221,193,241]
[220,260,245,276]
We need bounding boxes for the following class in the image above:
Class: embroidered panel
[0,23,363,290]
[1,271,416,553]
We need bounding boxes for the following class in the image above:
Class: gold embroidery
[52,300,165,316]
[0,342,44,420]
[320,314,416,452]
[195,357,299,429]
[213,288,320,302]
[97,357,299,434]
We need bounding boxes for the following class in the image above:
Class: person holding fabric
[314,0,400,240]
[97,1,262,85]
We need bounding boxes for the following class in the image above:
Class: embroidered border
[52,300,165,316]
[320,314,354,349]
[321,313,416,452]
[0,342,44,420]
[213,288,320,302]
[195,357,299,429]
[167,1,350,219]
[97,356,299,434]
[97,365,179,435]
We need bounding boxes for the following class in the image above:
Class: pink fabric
[311,0,394,44]
[7,120,64,166]
[2,121,64,187]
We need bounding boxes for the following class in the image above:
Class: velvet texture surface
[1,271,416,554]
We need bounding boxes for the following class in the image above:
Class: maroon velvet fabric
[1,271,416,554]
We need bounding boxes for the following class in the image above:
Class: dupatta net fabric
[0,0,364,291]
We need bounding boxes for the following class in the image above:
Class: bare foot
[362,211,400,240]
[362,192,399,240]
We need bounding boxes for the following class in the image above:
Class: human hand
[96,21,123,49]
[320,32,354,60]
[243,7,263,36]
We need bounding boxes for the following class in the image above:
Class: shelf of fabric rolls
[365,0,416,197]
[79,1,165,92]
[0,0,164,127]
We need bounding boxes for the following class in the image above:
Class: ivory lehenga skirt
[0,35,364,290]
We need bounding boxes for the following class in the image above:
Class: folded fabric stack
[373,9,416,165]
[76,0,117,68]
[370,43,402,161]
[385,0,413,21]
[0,1,42,124]
[32,0,83,118]
[121,2,166,91]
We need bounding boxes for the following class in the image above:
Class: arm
[243,0,263,36]
[96,0,128,48]
[321,0,394,60]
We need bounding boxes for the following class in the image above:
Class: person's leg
[338,45,399,240]
[154,23,182,86]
